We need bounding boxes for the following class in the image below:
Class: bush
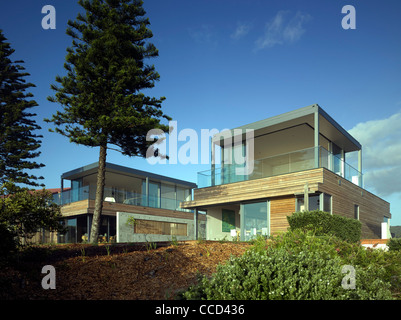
[182,231,393,300]
[388,238,401,251]
[271,230,401,297]
[287,210,361,243]
[0,223,17,257]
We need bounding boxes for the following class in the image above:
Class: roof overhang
[61,162,197,188]
[212,104,361,153]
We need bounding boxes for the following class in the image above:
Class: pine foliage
[45,0,170,154]
[0,30,44,187]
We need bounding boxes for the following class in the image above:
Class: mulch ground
[0,241,250,300]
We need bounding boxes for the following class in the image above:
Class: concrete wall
[116,211,195,242]
[206,205,240,241]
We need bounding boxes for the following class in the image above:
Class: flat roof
[213,104,361,152]
[61,162,197,188]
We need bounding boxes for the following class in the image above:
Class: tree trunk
[89,144,107,243]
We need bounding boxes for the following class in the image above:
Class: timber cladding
[183,168,324,208]
[134,219,188,236]
[183,167,390,239]
[60,199,90,216]
[270,196,295,235]
[61,199,205,221]
[318,169,390,239]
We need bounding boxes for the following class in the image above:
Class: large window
[99,215,116,241]
[332,143,343,177]
[148,181,160,208]
[222,142,246,184]
[58,214,116,243]
[161,183,176,210]
[58,218,77,243]
[71,178,83,202]
[222,209,236,232]
[308,195,320,211]
[296,193,332,213]
[176,186,191,202]
[241,201,269,241]
[140,181,191,211]
[324,194,332,214]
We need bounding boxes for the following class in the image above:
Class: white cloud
[348,111,401,197]
[231,22,252,40]
[255,11,311,50]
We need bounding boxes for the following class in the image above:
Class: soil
[0,241,250,300]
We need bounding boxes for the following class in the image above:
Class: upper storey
[199,104,362,188]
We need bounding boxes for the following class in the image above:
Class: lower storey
[29,210,206,244]
[205,196,295,241]
[204,192,389,241]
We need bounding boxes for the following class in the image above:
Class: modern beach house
[181,104,391,240]
[55,162,204,243]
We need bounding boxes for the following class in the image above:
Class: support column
[145,177,149,206]
[328,141,333,171]
[60,178,64,205]
[304,183,309,211]
[87,214,91,241]
[341,149,345,178]
[240,204,244,241]
[211,138,215,186]
[358,148,362,187]
[314,111,320,168]
[194,208,198,240]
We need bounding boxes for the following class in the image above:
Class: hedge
[287,210,361,243]
[388,238,401,251]
[181,239,393,300]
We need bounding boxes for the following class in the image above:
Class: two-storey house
[181,104,391,240]
[55,162,204,243]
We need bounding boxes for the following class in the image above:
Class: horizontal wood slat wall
[318,169,390,239]
[270,196,295,235]
[134,219,187,236]
[61,199,205,221]
[60,199,90,216]
[183,169,324,208]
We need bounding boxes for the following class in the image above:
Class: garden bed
[0,241,250,300]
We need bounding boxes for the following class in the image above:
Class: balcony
[53,185,192,212]
[197,146,363,188]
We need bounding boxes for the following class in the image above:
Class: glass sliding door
[332,143,344,177]
[71,178,82,202]
[58,217,77,243]
[161,183,176,210]
[240,201,269,241]
[148,181,160,208]
[222,142,246,184]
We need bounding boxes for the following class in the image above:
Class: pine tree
[0,30,44,187]
[45,0,171,243]
[0,30,64,249]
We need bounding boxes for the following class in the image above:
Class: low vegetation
[181,230,401,300]
[287,210,361,243]
[2,211,400,300]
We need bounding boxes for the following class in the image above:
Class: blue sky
[1,0,401,225]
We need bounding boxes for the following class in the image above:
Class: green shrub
[182,231,393,300]
[287,210,361,243]
[268,229,340,259]
[388,238,401,251]
[0,222,17,257]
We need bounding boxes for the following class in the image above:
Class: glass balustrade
[54,185,192,212]
[197,146,363,188]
